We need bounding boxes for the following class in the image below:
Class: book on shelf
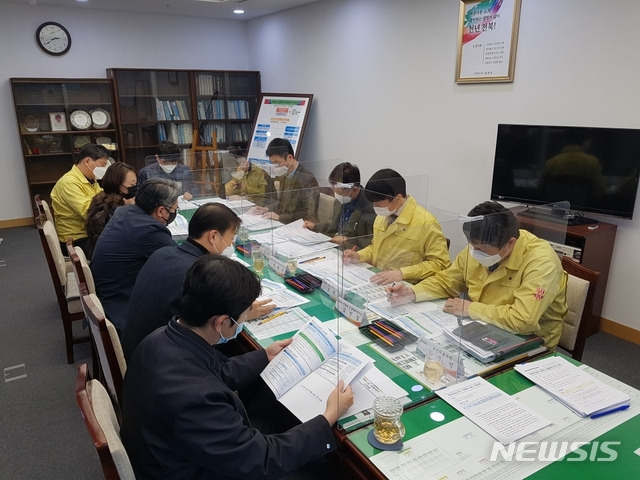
[260,318,372,422]
[442,320,544,363]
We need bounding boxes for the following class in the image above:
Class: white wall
[246,0,640,331]
[0,2,249,222]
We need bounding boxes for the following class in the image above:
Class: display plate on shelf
[90,108,111,129]
[70,110,92,130]
[74,135,91,149]
[23,115,40,132]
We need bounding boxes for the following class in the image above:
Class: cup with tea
[252,250,265,274]
[372,396,405,445]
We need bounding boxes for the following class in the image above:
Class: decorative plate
[74,135,91,149]
[70,110,92,130]
[90,108,111,129]
[24,115,40,132]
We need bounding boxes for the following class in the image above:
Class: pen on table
[369,324,396,344]
[258,310,287,325]
[287,277,308,290]
[300,256,326,264]
[375,320,403,339]
[367,326,394,346]
[590,404,630,419]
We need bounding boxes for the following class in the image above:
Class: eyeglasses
[164,205,180,214]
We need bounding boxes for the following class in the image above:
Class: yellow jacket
[411,229,567,348]
[51,165,102,242]
[357,196,450,283]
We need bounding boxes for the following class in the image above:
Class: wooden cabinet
[107,68,260,170]
[10,78,120,208]
[517,214,617,336]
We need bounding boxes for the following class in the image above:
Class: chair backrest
[560,256,600,361]
[67,239,96,295]
[81,293,126,407]
[317,192,338,226]
[75,364,136,480]
[35,194,55,225]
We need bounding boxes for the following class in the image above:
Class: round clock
[36,22,71,56]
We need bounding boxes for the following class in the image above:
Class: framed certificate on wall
[49,112,68,131]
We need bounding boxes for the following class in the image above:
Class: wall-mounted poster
[455,0,522,83]
[247,93,313,168]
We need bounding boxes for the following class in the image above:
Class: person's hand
[342,247,360,264]
[262,211,280,220]
[443,297,470,317]
[228,194,243,201]
[247,298,276,320]
[303,220,315,230]
[370,269,403,285]
[386,283,416,306]
[265,338,293,362]
[331,235,347,245]
[323,380,354,425]
[183,191,193,201]
[248,206,268,215]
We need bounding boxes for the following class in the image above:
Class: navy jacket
[122,239,206,360]
[90,204,175,331]
[137,162,195,196]
[121,320,337,480]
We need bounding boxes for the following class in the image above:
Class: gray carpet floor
[1,225,639,478]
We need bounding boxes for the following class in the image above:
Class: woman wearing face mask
[386,201,568,349]
[302,162,375,249]
[224,157,276,207]
[85,162,137,259]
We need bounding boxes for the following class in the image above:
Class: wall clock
[36,22,71,56]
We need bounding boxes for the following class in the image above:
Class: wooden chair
[189,129,222,197]
[35,215,89,363]
[66,238,96,295]
[560,256,600,361]
[75,364,135,480]
[81,293,127,408]
[34,194,55,225]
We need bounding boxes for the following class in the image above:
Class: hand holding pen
[342,245,360,264]
[385,282,415,306]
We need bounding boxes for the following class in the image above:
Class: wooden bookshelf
[10,78,120,209]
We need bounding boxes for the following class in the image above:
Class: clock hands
[45,37,62,45]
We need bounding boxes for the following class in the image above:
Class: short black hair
[265,138,294,159]
[180,254,261,327]
[158,141,180,157]
[364,168,406,202]
[188,203,241,239]
[135,178,180,214]
[75,144,109,165]
[462,201,520,247]
[329,162,360,186]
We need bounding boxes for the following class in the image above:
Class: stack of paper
[514,356,631,417]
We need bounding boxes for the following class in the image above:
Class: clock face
[36,22,71,56]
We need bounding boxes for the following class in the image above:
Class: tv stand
[515,211,616,336]
[517,207,599,226]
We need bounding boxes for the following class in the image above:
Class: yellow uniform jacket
[357,196,450,283]
[411,229,567,348]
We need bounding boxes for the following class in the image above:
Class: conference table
[179,197,639,480]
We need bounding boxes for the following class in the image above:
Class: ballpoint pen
[590,404,630,419]
[300,256,326,264]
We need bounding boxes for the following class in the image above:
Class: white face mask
[93,166,108,180]
[469,245,503,267]
[215,237,235,258]
[334,192,352,205]
[159,163,177,174]
[272,165,289,177]
[374,205,394,217]
[231,171,245,180]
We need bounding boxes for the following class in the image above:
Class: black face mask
[166,210,177,226]
[121,185,137,200]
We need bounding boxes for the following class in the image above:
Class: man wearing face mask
[343,168,450,285]
[90,178,179,333]
[137,140,195,201]
[121,254,354,480]
[50,143,109,254]
[251,138,319,223]
[122,202,276,360]
[386,201,567,348]
[303,162,375,249]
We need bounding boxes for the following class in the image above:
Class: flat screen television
[490,124,640,220]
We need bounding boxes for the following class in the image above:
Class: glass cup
[423,359,444,384]
[252,250,265,274]
[285,256,298,276]
[372,396,405,444]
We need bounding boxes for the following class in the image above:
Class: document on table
[261,318,372,422]
[514,356,631,417]
[272,218,332,245]
[167,213,189,237]
[435,376,551,444]
[341,365,408,421]
[367,297,441,321]
[245,307,313,340]
[240,213,284,232]
[258,278,309,309]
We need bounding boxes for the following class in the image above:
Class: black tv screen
[490,124,640,219]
